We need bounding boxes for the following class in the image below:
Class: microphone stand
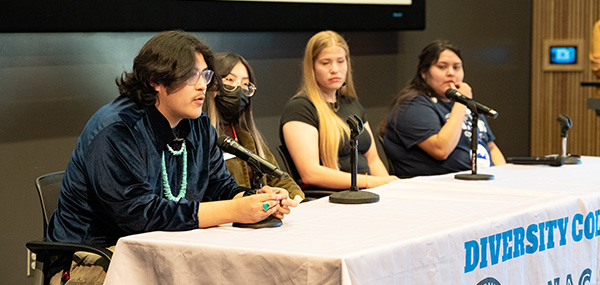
[455,102,494,181]
[557,114,581,165]
[232,161,283,229]
[329,115,380,204]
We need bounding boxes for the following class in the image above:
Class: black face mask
[214,86,251,122]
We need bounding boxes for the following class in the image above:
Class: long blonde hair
[296,30,358,170]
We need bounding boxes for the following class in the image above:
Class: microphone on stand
[445,89,499,119]
[217,135,286,180]
[557,114,581,165]
[328,115,379,204]
[444,90,495,181]
[217,135,285,229]
[506,115,579,166]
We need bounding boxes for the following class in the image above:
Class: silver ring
[262,202,270,211]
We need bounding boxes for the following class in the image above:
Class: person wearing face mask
[280,31,398,191]
[204,52,305,202]
[379,40,505,178]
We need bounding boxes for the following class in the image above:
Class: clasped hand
[237,186,299,223]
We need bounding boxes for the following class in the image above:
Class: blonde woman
[280,30,397,191]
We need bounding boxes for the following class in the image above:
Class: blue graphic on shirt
[446,109,492,169]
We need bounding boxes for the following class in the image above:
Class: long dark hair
[378,40,462,136]
[203,52,267,157]
[116,30,219,106]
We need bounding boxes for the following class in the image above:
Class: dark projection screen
[0,0,425,32]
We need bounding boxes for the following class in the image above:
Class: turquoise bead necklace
[161,141,187,202]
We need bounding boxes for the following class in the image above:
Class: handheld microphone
[445,89,499,119]
[216,135,286,180]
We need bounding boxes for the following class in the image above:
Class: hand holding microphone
[449,82,473,99]
[444,84,498,119]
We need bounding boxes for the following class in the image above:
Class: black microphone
[216,135,286,180]
[557,114,572,138]
[445,89,499,119]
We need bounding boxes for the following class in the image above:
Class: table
[105,157,600,284]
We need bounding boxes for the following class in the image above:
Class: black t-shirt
[280,94,372,174]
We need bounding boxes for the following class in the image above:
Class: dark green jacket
[225,124,305,200]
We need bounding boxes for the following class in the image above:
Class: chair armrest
[26,240,112,261]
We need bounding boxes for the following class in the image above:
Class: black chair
[276,145,337,199]
[376,134,396,175]
[26,171,112,285]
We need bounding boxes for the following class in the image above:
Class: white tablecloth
[105,157,600,284]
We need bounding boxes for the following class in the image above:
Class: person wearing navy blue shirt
[379,40,506,178]
[47,30,297,284]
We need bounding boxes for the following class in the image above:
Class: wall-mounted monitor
[549,46,577,64]
[543,39,584,71]
[0,0,425,32]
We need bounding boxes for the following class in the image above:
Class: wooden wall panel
[531,0,600,156]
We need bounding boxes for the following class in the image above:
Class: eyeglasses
[186,69,214,86]
[222,77,257,97]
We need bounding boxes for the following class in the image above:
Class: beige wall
[531,0,600,156]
